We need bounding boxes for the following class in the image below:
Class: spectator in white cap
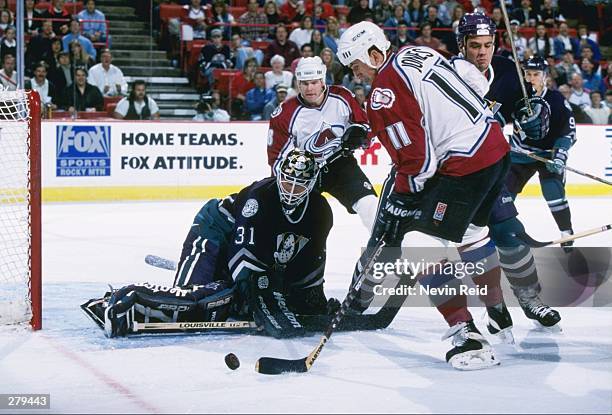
[265,54,293,90]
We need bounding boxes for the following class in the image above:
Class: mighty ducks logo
[274,233,309,265]
[303,121,343,160]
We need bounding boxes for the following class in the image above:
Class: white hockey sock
[352,195,379,232]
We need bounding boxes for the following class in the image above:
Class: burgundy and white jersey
[367,46,509,194]
[267,85,369,174]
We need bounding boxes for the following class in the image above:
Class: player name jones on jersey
[399,47,435,73]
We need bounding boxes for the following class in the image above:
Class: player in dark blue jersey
[455,13,561,329]
[99,150,335,339]
[509,56,577,248]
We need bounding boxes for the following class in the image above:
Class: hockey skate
[518,295,561,331]
[485,303,515,345]
[442,320,500,370]
[560,230,574,253]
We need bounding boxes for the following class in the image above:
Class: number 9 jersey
[367,46,509,194]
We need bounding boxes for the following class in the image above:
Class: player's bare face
[350,60,377,84]
[298,79,326,106]
[524,69,545,94]
[465,36,495,73]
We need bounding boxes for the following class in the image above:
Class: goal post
[0,89,42,330]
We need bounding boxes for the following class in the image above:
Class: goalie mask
[277,150,319,220]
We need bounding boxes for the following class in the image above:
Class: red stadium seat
[250,40,270,52]
[185,41,206,76]
[64,1,84,14]
[335,5,350,16]
[103,96,122,112]
[106,103,118,117]
[212,68,239,97]
[160,3,185,22]
[228,6,246,17]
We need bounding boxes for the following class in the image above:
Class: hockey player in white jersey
[267,56,379,230]
[338,22,512,370]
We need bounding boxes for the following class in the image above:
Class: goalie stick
[81,297,404,335]
[255,238,388,375]
[517,224,612,248]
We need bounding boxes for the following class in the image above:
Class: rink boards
[39,121,611,202]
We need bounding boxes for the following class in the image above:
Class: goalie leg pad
[103,281,235,337]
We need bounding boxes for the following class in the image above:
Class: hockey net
[0,89,41,329]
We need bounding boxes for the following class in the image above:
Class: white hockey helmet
[295,56,326,82]
[337,21,391,69]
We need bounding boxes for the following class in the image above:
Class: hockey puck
[225,353,240,370]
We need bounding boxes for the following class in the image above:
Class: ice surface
[0,197,611,413]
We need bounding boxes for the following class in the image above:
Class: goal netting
[0,89,41,329]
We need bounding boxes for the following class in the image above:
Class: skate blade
[448,348,500,371]
[490,327,516,345]
[531,321,562,333]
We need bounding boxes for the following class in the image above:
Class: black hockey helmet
[456,13,497,49]
[522,55,549,73]
[277,149,319,214]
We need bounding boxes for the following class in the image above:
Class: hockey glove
[377,191,421,245]
[513,96,551,141]
[247,272,306,339]
[546,146,568,175]
[341,124,370,151]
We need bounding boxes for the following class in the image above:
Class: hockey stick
[516,224,612,248]
[145,254,177,271]
[255,238,387,375]
[511,148,612,186]
[499,0,532,115]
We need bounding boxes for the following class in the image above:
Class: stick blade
[145,254,177,271]
[515,231,549,248]
[255,357,309,375]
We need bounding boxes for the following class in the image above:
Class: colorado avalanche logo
[370,88,396,110]
[271,104,283,118]
[303,121,343,159]
[274,233,309,264]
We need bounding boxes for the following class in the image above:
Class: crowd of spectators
[2,0,610,123]
[5,0,158,119]
[162,0,608,123]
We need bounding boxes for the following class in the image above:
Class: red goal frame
[28,91,42,330]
